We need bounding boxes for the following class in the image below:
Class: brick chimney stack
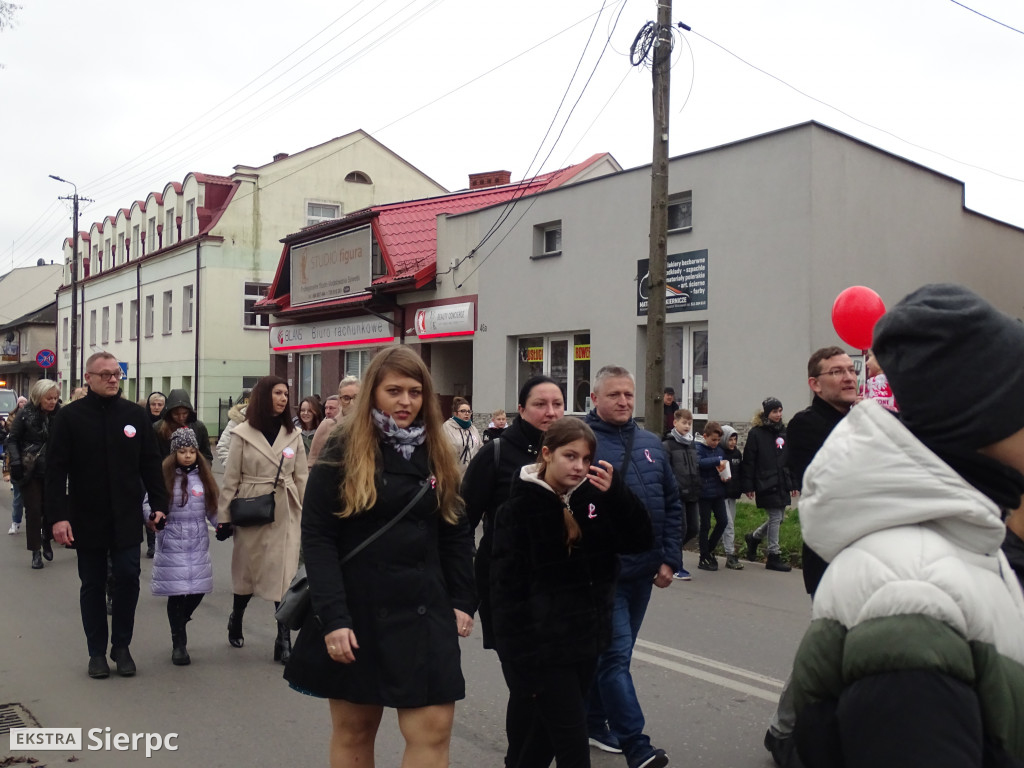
[469,171,511,189]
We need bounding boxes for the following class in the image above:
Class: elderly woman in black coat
[284,347,475,768]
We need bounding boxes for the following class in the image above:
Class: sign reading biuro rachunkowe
[270,316,394,351]
[290,226,372,306]
[637,249,708,315]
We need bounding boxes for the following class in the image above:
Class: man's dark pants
[77,545,141,657]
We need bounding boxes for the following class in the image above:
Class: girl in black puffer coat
[740,397,794,571]
[490,417,652,768]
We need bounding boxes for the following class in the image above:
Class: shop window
[298,353,322,400]
[668,192,692,232]
[516,333,590,413]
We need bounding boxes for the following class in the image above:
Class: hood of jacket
[801,399,1007,563]
[162,389,196,424]
[721,424,737,442]
[227,402,247,424]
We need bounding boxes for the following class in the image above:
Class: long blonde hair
[338,347,462,523]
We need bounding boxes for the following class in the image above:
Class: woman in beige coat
[217,375,308,664]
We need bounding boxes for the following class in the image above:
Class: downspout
[194,240,200,410]
[135,258,141,398]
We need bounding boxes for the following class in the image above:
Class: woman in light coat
[442,396,481,477]
[217,376,308,663]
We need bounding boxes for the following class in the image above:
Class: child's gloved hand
[215,523,234,541]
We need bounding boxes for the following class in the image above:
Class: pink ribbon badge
[644,449,654,463]
[588,503,597,519]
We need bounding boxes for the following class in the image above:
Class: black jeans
[502,657,597,768]
[20,477,50,553]
[77,545,141,657]
[698,497,727,559]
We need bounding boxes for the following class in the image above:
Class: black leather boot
[169,600,190,665]
[273,620,292,664]
[228,593,252,648]
[31,550,43,569]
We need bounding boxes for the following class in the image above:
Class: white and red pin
[282,447,295,459]
[191,485,204,497]
[123,425,137,438]
[775,437,785,449]
[588,503,597,519]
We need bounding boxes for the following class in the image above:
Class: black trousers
[77,545,141,657]
[698,497,727,559]
[20,477,50,553]
[501,657,597,768]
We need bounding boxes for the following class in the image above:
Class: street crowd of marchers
[4,283,1024,768]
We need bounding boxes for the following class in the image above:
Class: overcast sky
[2,0,1022,274]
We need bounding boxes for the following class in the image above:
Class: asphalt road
[0,477,809,767]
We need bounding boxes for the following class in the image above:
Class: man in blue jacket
[585,365,681,768]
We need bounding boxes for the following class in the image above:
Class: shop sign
[574,344,590,361]
[290,226,372,307]
[524,347,543,363]
[270,315,394,351]
[637,249,708,315]
[413,303,475,339]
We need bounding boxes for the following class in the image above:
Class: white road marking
[633,640,784,702]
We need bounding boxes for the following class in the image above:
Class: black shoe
[31,550,43,569]
[274,622,292,664]
[697,556,717,572]
[766,553,793,572]
[628,747,669,768]
[228,612,244,648]
[745,533,761,562]
[110,646,136,677]
[146,547,155,559]
[42,539,53,561]
[764,729,801,767]
[88,655,110,679]
[171,645,191,666]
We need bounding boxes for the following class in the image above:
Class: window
[243,282,270,328]
[62,317,68,351]
[118,233,125,266]
[165,208,175,246]
[144,377,153,397]
[144,295,154,338]
[371,240,386,279]
[101,306,110,345]
[162,290,173,335]
[182,285,194,332]
[298,353,321,400]
[516,333,591,413]
[89,309,97,346]
[181,376,191,397]
[306,202,340,227]
[162,377,171,395]
[344,171,372,184]
[148,217,156,251]
[668,192,692,232]
[533,221,562,259]
[115,303,123,342]
[129,300,138,341]
[133,225,140,259]
[345,350,372,379]
[104,238,111,271]
[185,199,196,238]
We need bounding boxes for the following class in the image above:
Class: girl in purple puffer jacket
[143,428,219,666]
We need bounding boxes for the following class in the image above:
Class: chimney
[469,170,511,190]
[273,152,289,162]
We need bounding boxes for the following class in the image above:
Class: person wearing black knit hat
[740,397,794,571]
[789,284,1024,768]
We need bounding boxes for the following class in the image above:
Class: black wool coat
[740,419,792,509]
[461,415,546,649]
[284,438,476,708]
[489,469,653,667]
[44,389,168,549]
[7,402,58,481]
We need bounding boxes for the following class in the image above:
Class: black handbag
[230,455,285,527]
[275,479,431,630]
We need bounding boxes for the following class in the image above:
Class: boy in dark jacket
[741,397,793,572]
[663,408,700,580]
[695,421,729,571]
[720,425,744,570]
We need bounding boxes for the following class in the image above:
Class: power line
[949,0,1024,35]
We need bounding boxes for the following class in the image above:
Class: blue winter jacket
[696,440,726,499]
[585,411,683,581]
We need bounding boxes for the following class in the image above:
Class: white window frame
[165,207,175,246]
[532,221,562,259]
[243,282,270,329]
[306,201,341,227]
[89,309,97,346]
[182,285,194,332]
[516,332,591,414]
[162,290,173,335]
[298,353,322,400]
[129,300,138,341]
[148,217,157,251]
[185,199,196,238]
[62,317,69,351]
[144,295,154,338]
[668,192,693,232]
[344,350,372,379]
[115,303,124,342]
[101,306,110,345]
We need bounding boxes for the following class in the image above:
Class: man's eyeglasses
[815,367,857,379]
[88,370,121,381]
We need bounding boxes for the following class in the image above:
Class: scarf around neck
[452,415,473,429]
[372,408,427,459]
[670,428,693,445]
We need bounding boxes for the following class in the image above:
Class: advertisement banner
[636,249,708,315]
[270,315,394,351]
[413,303,475,339]
[290,227,372,307]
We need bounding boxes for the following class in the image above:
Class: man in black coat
[46,352,169,680]
[764,346,857,767]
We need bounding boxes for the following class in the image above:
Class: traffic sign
[36,349,55,368]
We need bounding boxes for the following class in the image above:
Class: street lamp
[49,174,80,391]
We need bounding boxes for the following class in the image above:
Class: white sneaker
[7,522,19,534]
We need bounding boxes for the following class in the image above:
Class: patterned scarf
[372,408,427,460]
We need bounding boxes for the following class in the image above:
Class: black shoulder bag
[229,454,285,527]
[275,478,431,630]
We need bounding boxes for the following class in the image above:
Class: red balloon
[831,286,886,350]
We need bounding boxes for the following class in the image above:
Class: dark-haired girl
[490,416,652,767]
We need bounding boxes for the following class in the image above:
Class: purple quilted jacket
[143,466,218,596]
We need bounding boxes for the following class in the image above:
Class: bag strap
[271,454,285,489]
[339,479,431,566]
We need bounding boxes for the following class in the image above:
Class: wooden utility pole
[644,0,672,430]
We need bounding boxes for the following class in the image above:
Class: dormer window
[344,171,372,184]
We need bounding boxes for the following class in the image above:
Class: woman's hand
[324,628,359,664]
[586,460,614,493]
[454,609,474,638]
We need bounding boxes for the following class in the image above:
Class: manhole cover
[0,703,39,735]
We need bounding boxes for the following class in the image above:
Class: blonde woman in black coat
[285,347,475,768]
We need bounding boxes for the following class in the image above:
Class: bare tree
[0,2,21,32]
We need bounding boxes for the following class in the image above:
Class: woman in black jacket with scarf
[490,417,652,768]
[740,397,794,572]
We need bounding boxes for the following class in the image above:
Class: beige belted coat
[217,422,308,602]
